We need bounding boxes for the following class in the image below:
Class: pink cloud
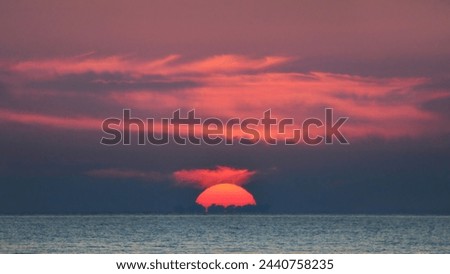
[112,71,438,139]
[0,108,101,130]
[173,166,257,188]
[11,54,290,77]
[2,55,448,141]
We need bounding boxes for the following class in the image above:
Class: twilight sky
[0,0,449,214]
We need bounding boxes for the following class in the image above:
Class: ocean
[0,215,449,253]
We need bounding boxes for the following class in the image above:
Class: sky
[0,0,449,214]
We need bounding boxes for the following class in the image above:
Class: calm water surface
[0,215,449,253]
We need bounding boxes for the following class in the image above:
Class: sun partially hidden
[196,183,256,211]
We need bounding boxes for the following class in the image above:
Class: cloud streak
[173,166,257,188]
[86,168,164,182]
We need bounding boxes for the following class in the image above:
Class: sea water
[0,215,449,253]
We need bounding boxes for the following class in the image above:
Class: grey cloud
[414,76,450,92]
[422,97,450,119]
[273,57,450,78]
[26,72,201,93]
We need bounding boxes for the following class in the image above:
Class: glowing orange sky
[195,183,256,210]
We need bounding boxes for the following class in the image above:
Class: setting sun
[195,183,256,211]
